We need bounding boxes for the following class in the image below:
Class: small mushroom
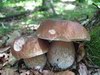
[11,35,49,69]
[11,35,49,59]
[36,19,90,70]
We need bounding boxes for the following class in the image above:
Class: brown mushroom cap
[36,20,90,42]
[11,36,49,59]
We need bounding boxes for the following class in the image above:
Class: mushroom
[11,35,49,69]
[36,20,90,42]
[36,19,90,70]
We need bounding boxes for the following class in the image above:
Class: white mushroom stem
[47,41,75,70]
[24,54,47,70]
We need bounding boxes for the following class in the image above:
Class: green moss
[0,27,13,37]
[86,26,100,66]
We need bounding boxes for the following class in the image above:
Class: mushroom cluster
[2,19,90,74]
[11,35,49,70]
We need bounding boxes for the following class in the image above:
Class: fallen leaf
[42,70,54,75]
[0,46,10,53]
[54,70,75,75]
[0,36,8,47]
[19,70,30,75]
[0,68,18,75]
[42,70,75,75]
[77,43,85,62]
[78,63,89,75]
[91,69,100,75]
[6,30,21,45]
[32,70,42,75]
[0,50,17,67]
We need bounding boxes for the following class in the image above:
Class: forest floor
[0,1,100,75]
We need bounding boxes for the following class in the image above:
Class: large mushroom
[11,35,49,69]
[36,20,90,42]
[36,19,90,70]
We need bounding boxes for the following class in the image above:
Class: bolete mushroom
[11,35,49,69]
[36,19,90,70]
[36,20,90,42]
